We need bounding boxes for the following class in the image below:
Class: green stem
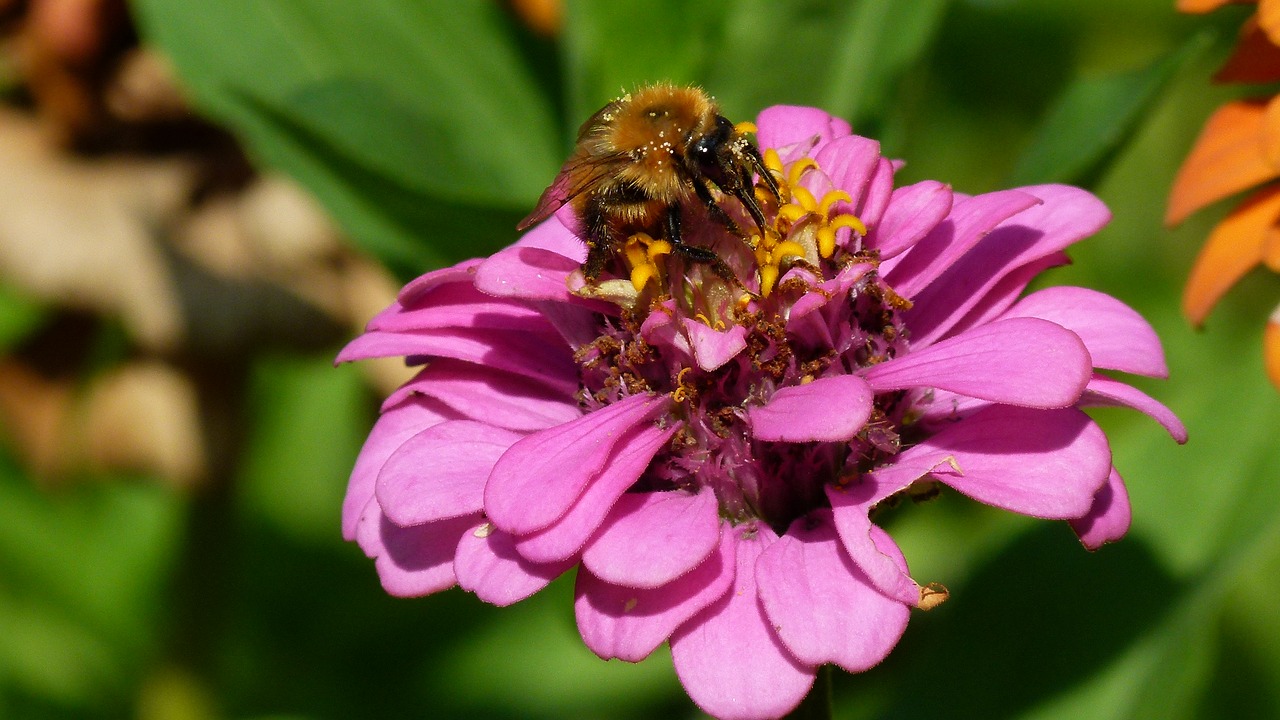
[784,665,833,720]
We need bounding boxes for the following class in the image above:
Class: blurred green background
[1,0,1278,718]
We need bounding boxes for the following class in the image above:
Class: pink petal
[867,180,954,260]
[756,509,911,672]
[905,184,1111,345]
[474,245,583,302]
[684,319,748,371]
[582,489,721,589]
[756,105,850,156]
[670,524,815,720]
[575,530,736,662]
[884,189,1043,299]
[485,394,670,535]
[454,524,575,606]
[913,387,990,426]
[395,259,483,306]
[335,326,577,394]
[894,405,1112,519]
[825,481,922,605]
[529,295,613,348]
[813,136,881,212]
[515,212,588,259]
[355,508,478,598]
[1070,467,1131,550]
[368,281,545,333]
[927,252,1069,340]
[1002,286,1169,378]
[748,375,874,442]
[376,420,524,526]
[862,317,1091,408]
[1081,375,1188,443]
[788,263,872,323]
[385,359,579,432]
[343,395,454,540]
[513,423,678,563]
[859,157,897,230]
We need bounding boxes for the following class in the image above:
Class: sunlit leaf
[1010,32,1213,187]
[705,0,947,123]
[131,0,560,272]
[561,0,727,127]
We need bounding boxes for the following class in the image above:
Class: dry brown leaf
[0,357,74,478]
[79,360,204,487]
[0,107,194,350]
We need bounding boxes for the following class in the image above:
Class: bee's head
[688,115,743,189]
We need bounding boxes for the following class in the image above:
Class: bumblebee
[518,83,780,285]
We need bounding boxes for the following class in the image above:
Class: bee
[518,83,780,286]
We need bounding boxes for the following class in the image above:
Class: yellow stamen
[777,204,809,225]
[787,158,818,190]
[773,240,806,261]
[624,234,650,265]
[671,367,693,403]
[758,264,779,298]
[631,264,655,292]
[791,185,818,213]
[763,148,784,176]
[734,121,758,135]
[755,186,775,207]
[816,226,837,259]
[647,239,673,260]
[754,245,772,269]
[818,190,853,218]
[829,214,867,236]
[624,241,647,268]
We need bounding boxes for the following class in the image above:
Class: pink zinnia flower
[338,105,1185,720]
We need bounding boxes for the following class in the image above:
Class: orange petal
[508,0,562,37]
[1261,0,1280,45]
[1262,94,1280,165]
[1167,99,1279,226]
[1266,224,1280,270]
[1183,185,1278,326]
[1265,308,1280,389]
[1216,16,1280,83]
[1178,0,1255,12]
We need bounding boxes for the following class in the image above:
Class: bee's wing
[517,151,628,230]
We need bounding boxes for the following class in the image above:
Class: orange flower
[1169,0,1280,390]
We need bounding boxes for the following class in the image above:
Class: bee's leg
[728,153,779,239]
[727,145,779,238]
[690,178,747,239]
[664,206,756,297]
[581,196,615,281]
[743,143,780,201]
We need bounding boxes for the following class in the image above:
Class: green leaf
[705,0,947,123]
[0,285,44,352]
[1009,32,1213,187]
[562,0,728,127]
[131,0,560,271]
[238,356,370,544]
[557,0,948,147]
[0,458,182,707]
[436,574,682,716]
[819,0,949,124]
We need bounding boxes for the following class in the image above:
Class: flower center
[575,156,912,533]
